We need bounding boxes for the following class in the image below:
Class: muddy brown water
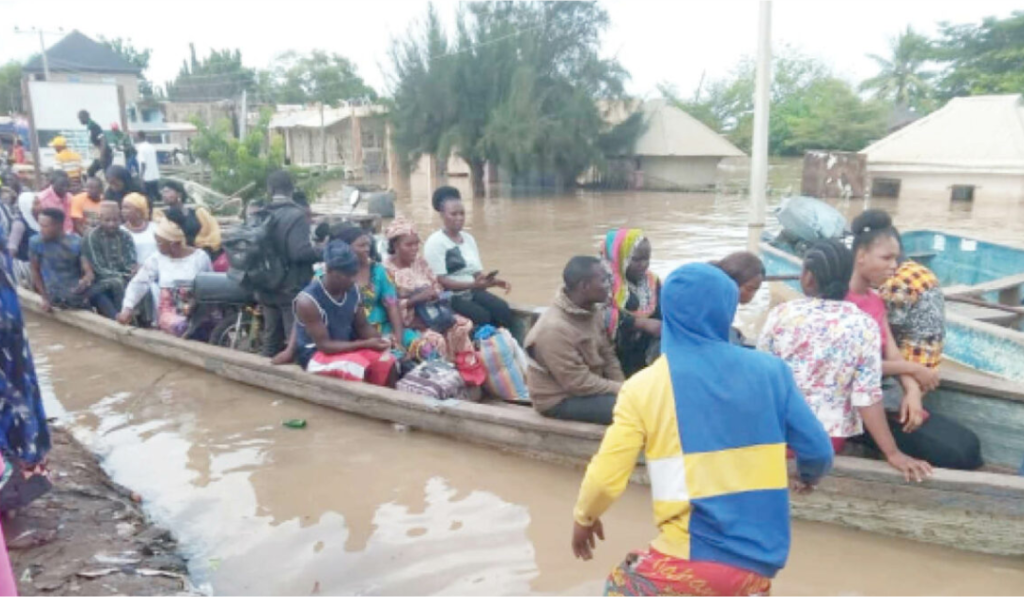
[28,172,1024,595]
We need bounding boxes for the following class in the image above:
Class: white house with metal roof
[862,94,1024,199]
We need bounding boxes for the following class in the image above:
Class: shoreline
[4,425,191,596]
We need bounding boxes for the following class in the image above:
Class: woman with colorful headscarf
[601,228,662,377]
[154,180,227,271]
[116,219,212,336]
[385,216,475,362]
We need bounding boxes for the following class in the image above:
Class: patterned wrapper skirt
[605,549,771,596]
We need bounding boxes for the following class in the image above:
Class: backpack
[396,361,468,401]
[223,210,288,292]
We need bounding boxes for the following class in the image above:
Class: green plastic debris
[282,419,307,429]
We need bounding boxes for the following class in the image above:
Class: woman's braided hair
[803,239,853,300]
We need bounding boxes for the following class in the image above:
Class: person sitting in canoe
[847,210,982,470]
[83,201,137,313]
[525,256,624,425]
[878,228,945,371]
[116,219,212,336]
[712,250,764,345]
[279,240,398,387]
[384,217,476,362]
[759,239,932,482]
[153,180,227,272]
[30,208,119,318]
[570,262,834,596]
[423,186,524,343]
[601,228,662,377]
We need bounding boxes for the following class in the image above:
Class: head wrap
[601,228,658,337]
[122,193,150,220]
[323,240,359,275]
[385,216,417,240]
[49,136,67,148]
[154,219,185,244]
[17,192,39,232]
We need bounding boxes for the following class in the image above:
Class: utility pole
[239,90,247,139]
[747,0,772,254]
[13,27,64,81]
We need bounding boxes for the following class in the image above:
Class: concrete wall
[867,168,1024,201]
[162,101,234,129]
[639,156,722,190]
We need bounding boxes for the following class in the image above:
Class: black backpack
[224,210,288,292]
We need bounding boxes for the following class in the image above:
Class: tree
[668,49,885,155]
[188,107,286,201]
[859,26,935,112]
[389,1,635,196]
[264,50,376,105]
[165,44,255,102]
[100,36,156,99]
[0,61,23,114]
[932,12,1024,101]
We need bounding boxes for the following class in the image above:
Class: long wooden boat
[17,289,1024,557]
[762,230,1024,382]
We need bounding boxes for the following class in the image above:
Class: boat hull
[18,289,1024,556]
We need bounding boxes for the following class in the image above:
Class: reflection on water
[26,316,1024,596]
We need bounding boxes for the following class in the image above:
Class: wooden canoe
[17,289,1024,557]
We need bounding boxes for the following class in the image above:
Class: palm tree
[860,26,935,111]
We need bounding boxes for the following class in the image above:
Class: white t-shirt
[122,249,212,310]
[137,141,161,182]
[123,223,158,264]
[423,230,484,285]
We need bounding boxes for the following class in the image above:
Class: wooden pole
[23,77,42,190]
[747,0,772,254]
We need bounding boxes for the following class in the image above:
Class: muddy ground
[3,426,191,596]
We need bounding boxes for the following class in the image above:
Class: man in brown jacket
[525,256,625,424]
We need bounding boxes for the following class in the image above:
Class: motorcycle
[186,272,263,354]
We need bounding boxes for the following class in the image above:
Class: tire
[209,311,261,354]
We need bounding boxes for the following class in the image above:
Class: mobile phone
[485,270,499,280]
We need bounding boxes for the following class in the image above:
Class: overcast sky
[1,0,1019,99]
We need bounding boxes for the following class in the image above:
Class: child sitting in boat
[758,239,932,482]
[846,210,982,470]
[525,256,624,425]
[878,228,945,370]
[275,240,398,388]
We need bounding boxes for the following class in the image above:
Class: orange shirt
[70,192,103,232]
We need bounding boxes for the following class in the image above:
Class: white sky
[1,0,1019,99]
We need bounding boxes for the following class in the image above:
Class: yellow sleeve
[573,385,645,526]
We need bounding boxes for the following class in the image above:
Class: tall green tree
[932,12,1024,100]
[0,61,23,114]
[99,36,156,99]
[263,50,376,105]
[859,26,935,112]
[667,50,886,155]
[165,44,255,102]
[389,1,635,196]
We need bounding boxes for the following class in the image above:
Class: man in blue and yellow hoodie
[571,263,833,596]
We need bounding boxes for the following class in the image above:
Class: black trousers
[855,407,983,470]
[451,289,523,343]
[143,180,159,215]
[261,301,296,357]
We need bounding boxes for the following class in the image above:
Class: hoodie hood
[661,262,737,350]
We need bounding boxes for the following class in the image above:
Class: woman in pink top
[847,210,981,470]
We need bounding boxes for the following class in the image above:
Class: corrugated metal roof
[632,98,745,158]
[269,105,387,130]
[863,95,1024,173]
[24,30,142,75]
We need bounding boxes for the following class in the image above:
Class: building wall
[639,156,722,190]
[44,72,139,105]
[162,101,234,129]
[867,167,1024,200]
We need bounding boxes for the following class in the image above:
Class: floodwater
[28,163,1024,595]
[30,317,1024,595]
